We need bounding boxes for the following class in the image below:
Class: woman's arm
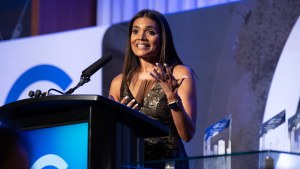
[108,74,123,101]
[151,64,197,142]
[171,65,197,142]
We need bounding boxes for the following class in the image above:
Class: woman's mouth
[137,43,150,49]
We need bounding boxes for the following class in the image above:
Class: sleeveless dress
[120,79,189,169]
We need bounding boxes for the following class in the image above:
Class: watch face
[168,101,180,109]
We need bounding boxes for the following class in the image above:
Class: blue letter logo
[5,65,72,104]
[31,154,68,169]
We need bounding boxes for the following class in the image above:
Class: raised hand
[150,63,188,97]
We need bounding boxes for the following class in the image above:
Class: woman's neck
[139,58,157,73]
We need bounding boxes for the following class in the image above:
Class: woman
[109,9,197,168]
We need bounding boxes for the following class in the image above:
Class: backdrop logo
[31,154,68,169]
[5,65,72,104]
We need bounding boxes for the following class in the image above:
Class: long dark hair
[122,9,184,83]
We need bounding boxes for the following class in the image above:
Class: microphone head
[35,90,42,97]
[81,54,112,77]
[28,90,34,98]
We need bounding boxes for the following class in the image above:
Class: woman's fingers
[164,63,171,77]
[132,103,139,110]
[120,96,139,110]
[155,62,164,73]
[150,71,159,81]
[177,75,189,86]
[120,96,129,104]
[127,98,136,107]
[151,67,161,78]
[151,63,171,82]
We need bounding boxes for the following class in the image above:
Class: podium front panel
[21,122,89,168]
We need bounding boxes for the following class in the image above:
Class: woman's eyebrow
[132,25,157,29]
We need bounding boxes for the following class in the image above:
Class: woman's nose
[138,32,146,40]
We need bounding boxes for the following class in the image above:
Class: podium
[0,95,169,169]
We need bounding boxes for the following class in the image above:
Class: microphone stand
[28,55,112,97]
[64,75,90,95]
[64,54,112,95]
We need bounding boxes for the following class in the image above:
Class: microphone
[64,54,113,94]
[28,89,47,98]
[81,54,112,78]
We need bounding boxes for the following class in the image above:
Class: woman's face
[130,17,161,59]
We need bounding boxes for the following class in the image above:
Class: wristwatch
[168,99,181,110]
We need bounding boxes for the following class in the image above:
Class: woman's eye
[147,30,156,36]
[132,29,139,35]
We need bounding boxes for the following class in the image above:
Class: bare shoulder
[172,65,193,78]
[111,74,123,87]
[109,74,123,101]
